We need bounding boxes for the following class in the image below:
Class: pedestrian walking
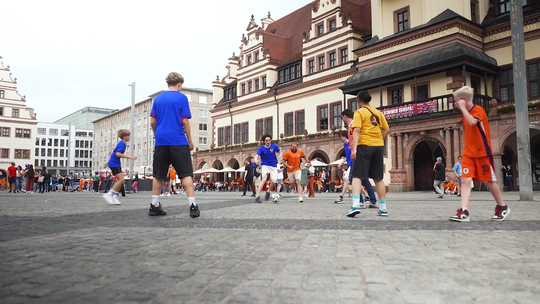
[504,164,514,191]
[23,165,35,193]
[347,90,390,217]
[132,173,139,193]
[241,159,256,197]
[449,86,510,222]
[7,162,17,193]
[453,156,462,196]
[148,72,199,217]
[282,143,310,203]
[16,165,24,193]
[254,134,282,203]
[433,157,445,198]
[102,129,137,205]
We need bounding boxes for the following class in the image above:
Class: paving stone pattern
[1,191,539,303]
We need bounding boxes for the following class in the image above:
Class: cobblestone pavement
[1,190,540,303]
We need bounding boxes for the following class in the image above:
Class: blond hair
[117,129,130,139]
[166,72,184,86]
[453,86,474,102]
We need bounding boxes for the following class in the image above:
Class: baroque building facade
[193,0,540,191]
[0,56,37,177]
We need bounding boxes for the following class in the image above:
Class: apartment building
[35,122,93,176]
[92,88,212,175]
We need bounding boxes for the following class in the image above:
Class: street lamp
[128,82,135,193]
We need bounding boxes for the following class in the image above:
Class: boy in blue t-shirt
[102,129,137,205]
[254,134,282,203]
[148,72,199,217]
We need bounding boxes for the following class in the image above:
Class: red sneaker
[491,205,510,222]
[449,208,470,222]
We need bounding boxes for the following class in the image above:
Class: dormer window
[277,62,302,85]
[223,85,237,101]
[394,7,410,33]
[247,55,252,65]
[255,52,260,62]
[318,25,324,36]
[329,19,336,31]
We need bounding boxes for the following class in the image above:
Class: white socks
[152,195,160,207]
[188,197,196,206]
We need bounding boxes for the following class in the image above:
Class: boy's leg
[484,181,505,206]
[459,177,473,211]
[112,174,124,192]
[152,178,164,196]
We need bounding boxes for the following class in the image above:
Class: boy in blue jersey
[102,129,137,205]
[254,134,282,203]
[335,130,352,204]
[148,72,199,217]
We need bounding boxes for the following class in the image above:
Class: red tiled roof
[341,0,371,34]
[260,1,372,66]
[262,2,313,65]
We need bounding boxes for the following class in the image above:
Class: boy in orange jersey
[449,86,510,222]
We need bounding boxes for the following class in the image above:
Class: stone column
[445,128,452,170]
[453,128,461,162]
[493,154,505,190]
[391,135,397,170]
[397,133,403,169]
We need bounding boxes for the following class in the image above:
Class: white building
[35,122,94,176]
[92,87,213,175]
[0,56,37,176]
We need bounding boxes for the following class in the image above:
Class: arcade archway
[411,138,446,190]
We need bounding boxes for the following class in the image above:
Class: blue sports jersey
[256,144,280,167]
[343,142,352,167]
[252,163,257,177]
[150,91,191,146]
[108,140,126,167]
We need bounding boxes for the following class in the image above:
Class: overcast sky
[2,0,311,122]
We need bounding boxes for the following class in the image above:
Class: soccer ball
[271,193,280,203]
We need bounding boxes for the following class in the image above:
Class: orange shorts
[461,156,497,182]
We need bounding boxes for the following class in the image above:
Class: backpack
[254,166,261,178]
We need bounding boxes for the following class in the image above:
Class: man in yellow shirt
[347,90,390,217]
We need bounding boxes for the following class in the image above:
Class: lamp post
[128,82,135,193]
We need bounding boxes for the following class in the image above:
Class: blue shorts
[277,179,283,185]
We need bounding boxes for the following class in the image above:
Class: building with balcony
[0,56,37,177]
[34,122,93,176]
[193,0,540,191]
[92,87,212,175]
[341,0,540,191]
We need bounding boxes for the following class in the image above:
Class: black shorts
[110,167,122,175]
[9,177,16,184]
[352,145,385,180]
[153,145,193,179]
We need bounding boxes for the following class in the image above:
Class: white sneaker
[299,197,304,203]
[160,193,164,196]
[112,196,121,205]
[102,193,115,205]
[166,193,171,197]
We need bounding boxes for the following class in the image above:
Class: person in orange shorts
[449,86,509,222]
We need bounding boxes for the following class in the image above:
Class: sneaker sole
[190,213,200,218]
[449,217,470,222]
[347,210,361,217]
